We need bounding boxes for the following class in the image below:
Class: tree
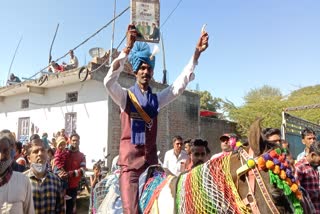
[225,85,285,136]
[223,84,320,136]
[192,90,223,118]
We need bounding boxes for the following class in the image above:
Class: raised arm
[157,27,209,109]
[103,25,138,110]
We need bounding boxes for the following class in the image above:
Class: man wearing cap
[211,134,233,160]
[104,24,209,213]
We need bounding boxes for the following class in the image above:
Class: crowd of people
[0,128,86,214]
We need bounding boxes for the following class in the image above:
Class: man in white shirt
[63,50,79,70]
[163,135,189,176]
[103,24,209,213]
[0,131,34,214]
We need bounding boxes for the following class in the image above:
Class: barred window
[21,99,29,109]
[66,91,78,103]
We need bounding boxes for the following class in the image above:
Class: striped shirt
[24,169,65,214]
[295,158,320,213]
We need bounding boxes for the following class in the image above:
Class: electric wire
[26,6,130,81]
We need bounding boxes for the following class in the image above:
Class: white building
[0,68,110,168]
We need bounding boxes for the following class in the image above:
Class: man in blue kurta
[104,24,209,213]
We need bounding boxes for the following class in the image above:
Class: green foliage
[223,85,320,136]
[193,85,320,137]
[192,90,222,117]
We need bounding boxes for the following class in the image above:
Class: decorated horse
[91,119,313,213]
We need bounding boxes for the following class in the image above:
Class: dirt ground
[76,189,90,214]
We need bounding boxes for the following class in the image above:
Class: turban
[128,42,155,73]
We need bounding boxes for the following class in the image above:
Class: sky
[1,0,320,106]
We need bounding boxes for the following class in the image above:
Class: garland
[256,148,303,214]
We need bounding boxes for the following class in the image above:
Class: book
[130,0,160,43]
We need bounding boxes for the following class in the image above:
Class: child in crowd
[54,136,71,200]
[47,148,55,172]
[90,163,102,189]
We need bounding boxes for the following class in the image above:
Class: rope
[176,153,249,214]
[26,6,130,80]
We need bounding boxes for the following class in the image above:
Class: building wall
[0,80,110,168]
[200,117,237,155]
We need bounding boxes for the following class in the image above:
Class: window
[21,99,29,109]
[18,117,30,143]
[66,91,78,103]
[65,112,77,137]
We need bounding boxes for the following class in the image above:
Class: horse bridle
[238,148,280,214]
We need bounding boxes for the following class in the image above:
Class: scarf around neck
[0,165,13,187]
[129,83,158,145]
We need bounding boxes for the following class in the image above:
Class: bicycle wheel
[38,75,48,86]
[78,67,89,82]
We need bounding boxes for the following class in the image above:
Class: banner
[131,0,160,43]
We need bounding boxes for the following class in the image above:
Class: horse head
[236,117,311,214]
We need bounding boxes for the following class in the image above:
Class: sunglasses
[194,152,206,157]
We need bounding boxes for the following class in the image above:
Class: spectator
[294,141,320,212]
[51,137,57,149]
[90,162,102,189]
[63,133,86,214]
[262,128,282,146]
[15,141,27,167]
[185,138,208,171]
[297,128,316,161]
[163,135,189,176]
[7,73,21,85]
[49,61,64,73]
[60,128,69,142]
[63,50,79,70]
[53,136,71,199]
[184,138,192,156]
[24,138,65,214]
[30,134,40,142]
[0,132,34,213]
[183,138,192,169]
[211,134,233,159]
[41,132,50,150]
[0,129,26,172]
[22,143,31,168]
[47,148,55,172]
